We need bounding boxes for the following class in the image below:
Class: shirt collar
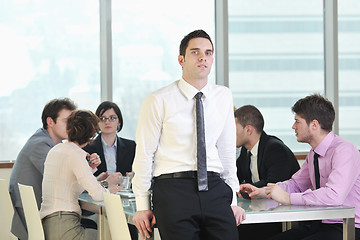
[178,78,209,100]
[101,135,117,148]
[313,131,334,157]
[250,140,259,157]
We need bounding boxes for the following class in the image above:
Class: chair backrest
[0,179,17,240]
[18,183,45,240]
[103,192,132,240]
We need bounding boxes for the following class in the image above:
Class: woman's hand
[86,153,101,169]
[106,172,122,185]
[96,171,109,181]
[108,184,124,194]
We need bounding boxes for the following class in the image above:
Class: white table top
[237,198,355,224]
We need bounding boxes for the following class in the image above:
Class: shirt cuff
[290,193,304,205]
[135,195,151,211]
[231,192,237,206]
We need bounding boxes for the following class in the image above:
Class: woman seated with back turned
[40,110,122,240]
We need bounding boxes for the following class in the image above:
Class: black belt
[154,171,220,180]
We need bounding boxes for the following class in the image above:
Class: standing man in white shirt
[132,29,245,240]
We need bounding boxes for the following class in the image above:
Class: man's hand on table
[239,183,266,199]
[265,183,291,205]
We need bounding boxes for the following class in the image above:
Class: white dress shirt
[249,140,260,183]
[40,142,107,219]
[132,79,238,210]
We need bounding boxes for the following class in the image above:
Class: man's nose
[198,52,205,61]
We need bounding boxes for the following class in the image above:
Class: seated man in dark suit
[235,105,300,240]
[235,105,300,188]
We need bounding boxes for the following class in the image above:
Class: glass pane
[111,0,215,139]
[338,0,360,148]
[0,0,100,161]
[228,0,324,152]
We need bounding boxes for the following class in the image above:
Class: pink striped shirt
[278,131,360,228]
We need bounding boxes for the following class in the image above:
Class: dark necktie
[313,152,320,189]
[247,151,252,163]
[195,92,208,191]
[247,151,253,180]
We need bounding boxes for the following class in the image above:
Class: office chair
[103,192,132,240]
[0,179,17,240]
[18,183,45,240]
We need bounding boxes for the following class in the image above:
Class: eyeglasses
[99,116,118,122]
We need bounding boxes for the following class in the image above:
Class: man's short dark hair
[234,105,264,133]
[41,98,77,129]
[291,94,335,132]
[179,29,214,57]
[95,101,124,132]
[67,110,100,145]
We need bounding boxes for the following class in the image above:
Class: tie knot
[195,92,203,100]
[314,152,319,159]
[247,151,252,158]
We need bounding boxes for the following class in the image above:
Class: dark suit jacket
[236,131,300,188]
[83,133,136,176]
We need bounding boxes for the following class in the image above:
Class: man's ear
[246,125,254,135]
[178,55,184,67]
[46,117,55,128]
[311,119,320,130]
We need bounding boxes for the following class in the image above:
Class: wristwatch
[100,180,108,188]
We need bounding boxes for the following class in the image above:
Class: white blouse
[40,142,107,219]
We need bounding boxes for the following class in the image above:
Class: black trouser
[237,222,282,240]
[268,221,360,240]
[152,173,238,240]
[128,224,139,240]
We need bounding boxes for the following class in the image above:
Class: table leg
[343,217,355,240]
[97,207,112,240]
[97,208,103,240]
[282,221,292,231]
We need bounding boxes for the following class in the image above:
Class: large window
[111,1,215,139]
[0,1,358,161]
[228,0,324,152]
[0,0,100,161]
[0,0,215,161]
[338,0,360,147]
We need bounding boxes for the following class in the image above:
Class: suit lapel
[95,134,107,173]
[257,131,269,178]
[116,137,127,174]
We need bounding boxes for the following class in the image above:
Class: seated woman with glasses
[40,110,122,240]
[83,101,136,178]
[83,101,138,240]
